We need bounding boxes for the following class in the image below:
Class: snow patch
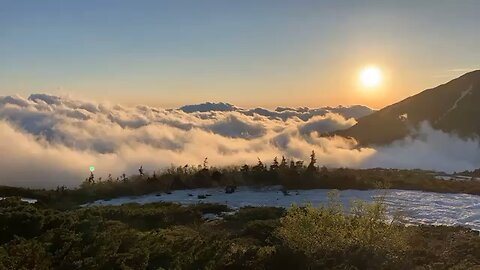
[85,187,480,231]
[438,85,473,121]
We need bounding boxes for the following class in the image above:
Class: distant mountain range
[180,103,375,121]
[338,70,480,145]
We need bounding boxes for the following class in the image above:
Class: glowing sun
[360,66,382,88]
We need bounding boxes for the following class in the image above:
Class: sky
[1,0,479,109]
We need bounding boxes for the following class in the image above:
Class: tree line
[1,150,480,209]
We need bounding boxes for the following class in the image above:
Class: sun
[360,66,382,88]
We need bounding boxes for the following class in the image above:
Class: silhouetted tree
[253,158,266,172]
[307,150,317,172]
[279,156,288,169]
[270,157,279,171]
[55,186,66,193]
[203,158,209,170]
[290,160,296,170]
[88,172,95,184]
[295,161,304,169]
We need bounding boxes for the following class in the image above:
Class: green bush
[0,238,52,270]
[226,207,285,223]
[277,191,410,269]
[0,196,478,269]
[0,197,46,244]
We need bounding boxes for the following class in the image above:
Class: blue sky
[1,0,479,108]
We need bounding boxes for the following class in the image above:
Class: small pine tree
[240,164,249,172]
[253,158,265,172]
[203,157,209,170]
[290,160,296,169]
[270,157,279,171]
[307,150,317,171]
[279,156,288,169]
[88,172,95,184]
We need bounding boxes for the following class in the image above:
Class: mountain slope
[338,70,480,145]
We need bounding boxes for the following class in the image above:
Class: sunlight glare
[360,66,382,88]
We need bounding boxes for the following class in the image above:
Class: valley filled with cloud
[1,94,479,187]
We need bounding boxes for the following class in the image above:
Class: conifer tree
[88,172,95,184]
[270,157,279,171]
[203,158,208,170]
[279,156,288,169]
[253,158,265,172]
[307,150,317,171]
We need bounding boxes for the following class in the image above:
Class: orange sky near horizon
[106,66,472,110]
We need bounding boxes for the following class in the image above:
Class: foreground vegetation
[0,194,478,269]
[2,153,480,208]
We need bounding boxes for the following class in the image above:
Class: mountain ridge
[180,102,375,121]
[338,70,480,145]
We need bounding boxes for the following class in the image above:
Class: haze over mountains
[339,70,480,145]
[180,102,375,121]
[1,71,480,187]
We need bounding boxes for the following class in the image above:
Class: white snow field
[86,187,480,231]
[0,197,37,204]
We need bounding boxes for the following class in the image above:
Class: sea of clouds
[1,94,480,188]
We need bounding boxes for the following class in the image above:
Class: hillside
[338,70,480,145]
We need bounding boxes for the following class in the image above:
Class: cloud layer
[0,94,479,188]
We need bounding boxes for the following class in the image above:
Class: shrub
[0,238,52,270]
[277,191,410,269]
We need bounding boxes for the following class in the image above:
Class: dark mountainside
[338,70,480,145]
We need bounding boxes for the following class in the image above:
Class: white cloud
[362,122,480,172]
[0,94,479,188]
